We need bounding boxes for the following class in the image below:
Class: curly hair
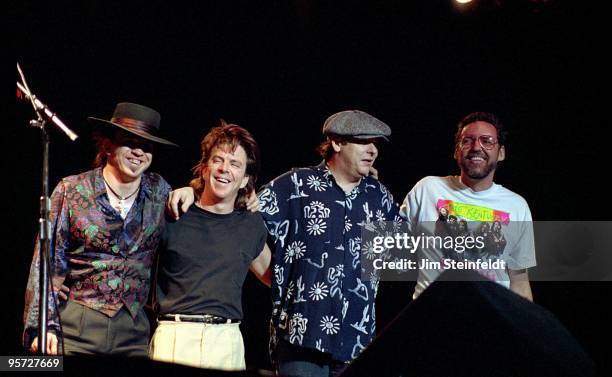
[316,135,348,161]
[92,131,113,168]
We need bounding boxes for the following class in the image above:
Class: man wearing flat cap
[168,110,401,375]
[258,110,401,376]
[23,103,178,356]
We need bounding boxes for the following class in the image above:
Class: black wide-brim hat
[88,102,179,147]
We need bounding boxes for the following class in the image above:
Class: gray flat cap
[322,110,391,141]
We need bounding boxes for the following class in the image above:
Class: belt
[158,313,240,324]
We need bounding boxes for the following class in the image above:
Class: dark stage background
[11,0,609,373]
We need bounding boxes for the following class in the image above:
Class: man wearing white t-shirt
[401,112,535,301]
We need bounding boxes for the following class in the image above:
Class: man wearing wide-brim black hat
[23,102,178,356]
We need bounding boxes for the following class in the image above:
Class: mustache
[466,152,488,160]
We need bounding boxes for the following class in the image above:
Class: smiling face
[191,122,260,211]
[201,144,249,205]
[106,131,153,181]
[455,121,505,187]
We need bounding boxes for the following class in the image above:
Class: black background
[11,0,609,373]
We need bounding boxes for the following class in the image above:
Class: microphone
[17,81,78,141]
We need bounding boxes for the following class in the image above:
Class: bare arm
[509,268,533,302]
[166,187,195,219]
[250,243,272,287]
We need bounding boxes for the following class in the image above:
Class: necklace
[103,176,139,217]
[103,176,140,200]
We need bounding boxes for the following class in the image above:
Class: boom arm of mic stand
[17,81,78,141]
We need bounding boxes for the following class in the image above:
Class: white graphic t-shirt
[401,176,536,298]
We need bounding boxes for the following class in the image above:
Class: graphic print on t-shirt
[434,199,510,262]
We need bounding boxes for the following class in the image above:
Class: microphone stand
[37,120,51,356]
[17,63,78,355]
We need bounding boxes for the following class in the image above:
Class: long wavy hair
[190,120,260,210]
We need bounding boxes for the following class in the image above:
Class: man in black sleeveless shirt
[149,121,271,370]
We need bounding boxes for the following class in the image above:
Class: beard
[458,154,498,180]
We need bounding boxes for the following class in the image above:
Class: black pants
[276,339,347,377]
[59,300,150,356]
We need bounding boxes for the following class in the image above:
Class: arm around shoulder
[166,186,195,219]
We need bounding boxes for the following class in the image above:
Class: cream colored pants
[149,320,245,370]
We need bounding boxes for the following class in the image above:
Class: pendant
[116,199,126,217]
